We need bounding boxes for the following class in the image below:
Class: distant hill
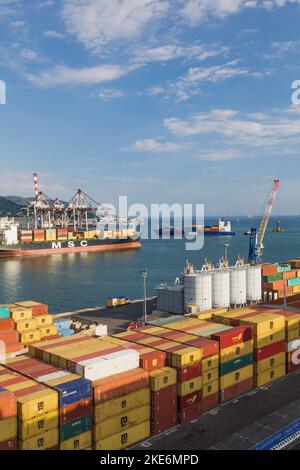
[0,196,23,215]
[5,195,34,206]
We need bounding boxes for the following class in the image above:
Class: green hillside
[0,196,23,215]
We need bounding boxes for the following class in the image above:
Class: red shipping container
[0,319,14,332]
[286,350,300,373]
[0,330,19,346]
[261,264,278,276]
[201,392,219,413]
[1,343,23,354]
[211,326,253,349]
[283,271,297,280]
[151,413,177,435]
[0,388,16,419]
[254,341,285,361]
[220,377,253,403]
[176,362,202,383]
[177,390,202,410]
[0,438,17,450]
[60,397,93,425]
[151,385,177,412]
[178,402,202,424]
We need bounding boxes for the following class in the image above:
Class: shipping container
[60,398,92,425]
[18,428,59,450]
[202,368,219,385]
[94,421,150,450]
[20,329,42,345]
[254,364,285,387]
[177,377,202,397]
[0,306,10,319]
[254,352,285,374]
[220,364,253,390]
[202,354,219,372]
[35,315,53,327]
[286,338,300,352]
[0,386,16,419]
[60,415,91,441]
[176,362,202,383]
[15,301,48,317]
[177,390,202,410]
[93,405,150,441]
[220,377,253,403]
[93,388,150,423]
[76,349,139,381]
[92,368,149,405]
[10,307,32,321]
[149,368,177,392]
[0,318,14,331]
[220,340,253,364]
[254,341,285,361]
[150,385,177,413]
[177,403,202,424]
[255,329,285,349]
[39,324,58,338]
[201,392,219,413]
[211,326,253,349]
[0,416,17,442]
[220,353,253,376]
[286,350,300,373]
[18,409,58,440]
[0,438,17,450]
[202,379,219,399]
[60,431,92,450]
[14,318,37,334]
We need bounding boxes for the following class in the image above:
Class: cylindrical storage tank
[184,272,212,311]
[246,265,262,302]
[229,267,247,306]
[212,269,230,308]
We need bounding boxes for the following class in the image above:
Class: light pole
[224,242,230,261]
[140,269,148,326]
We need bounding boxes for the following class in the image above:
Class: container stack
[134,324,220,413]
[0,365,59,450]
[57,229,68,241]
[33,229,45,242]
[0,385,17,450]
[0,305,23,355]
[45,229,57,241]
[4,355,93,451]
[53,318,74,338]
[211,308,286,387]
[92,368,150,450]
[261,262,300,300]
[18,230,33,243]
[149,368,177,435]
[113,330,203,424]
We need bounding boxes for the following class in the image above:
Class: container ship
[0,174,141,258]
[157,219,235,237]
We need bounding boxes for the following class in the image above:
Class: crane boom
[248,179,280,264]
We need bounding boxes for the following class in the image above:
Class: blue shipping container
[54,319,72,331]
[55,378,92,407]
[0,306,10,319]
[59,328,75,337]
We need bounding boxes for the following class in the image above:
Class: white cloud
[197,148,244,161]
[181,0,256,25]
[19,48,40,61]
[147,85,165,95]
[10,20,25,28]
[26,64,130,87]
[164,108,300,148]
[44,30,65,39]
[167,61,249,101]
[95,88,125,101]
[62,0,169,51]
[123,138,185,153]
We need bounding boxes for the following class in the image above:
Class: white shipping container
[75,349,139,380]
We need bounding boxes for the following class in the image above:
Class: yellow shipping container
[0,416,17,442]
[254,364,286,387]
[170,346,202,368]
[93,389,150,424]
[20,329,42,345]
[202,379,219,399]
[202,367,219,385]
[239,314,285,336]
[35,314,53,327]
[60,431,92,450]
[287,328,300,342]
[149,367,177,392]
[18,410,59,440]
[254,353,286,374]
[10,306,32,321]
[220,340,253,364]
[93,421,150,450]
[177,376,202,397]
[17,389,58,421]
[93,405,150,441]
[18,428,59,450]
[220,365,253,390]
[202,354,219,372]
[39,324,58,338]
[254,329,285,349]
[14,318,37,333]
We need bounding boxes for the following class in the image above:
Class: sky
[1,0,300,215]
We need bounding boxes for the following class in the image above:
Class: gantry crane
[248,179,280,265]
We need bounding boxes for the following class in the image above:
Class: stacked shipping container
[0,385,17,450]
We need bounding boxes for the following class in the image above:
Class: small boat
[272,219,285,233]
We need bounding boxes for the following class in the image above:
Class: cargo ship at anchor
[157,219,235,237]
[0,174,141,258]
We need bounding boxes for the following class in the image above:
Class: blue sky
[1,0,300,215]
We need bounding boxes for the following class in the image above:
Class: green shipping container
[287,277,300,287]
[263,273,283,282]
[0,306,10,319]
[220,353,253,376]
[278,264,291,273]
[60,415,91,442]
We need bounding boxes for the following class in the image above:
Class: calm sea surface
[0,216,299,313]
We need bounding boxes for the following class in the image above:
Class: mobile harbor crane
[248,179,280,265]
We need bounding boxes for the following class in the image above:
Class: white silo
[246,265,262,303]
[229,266,247,306]
[212,269,230,308]
[184,271,212,311]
